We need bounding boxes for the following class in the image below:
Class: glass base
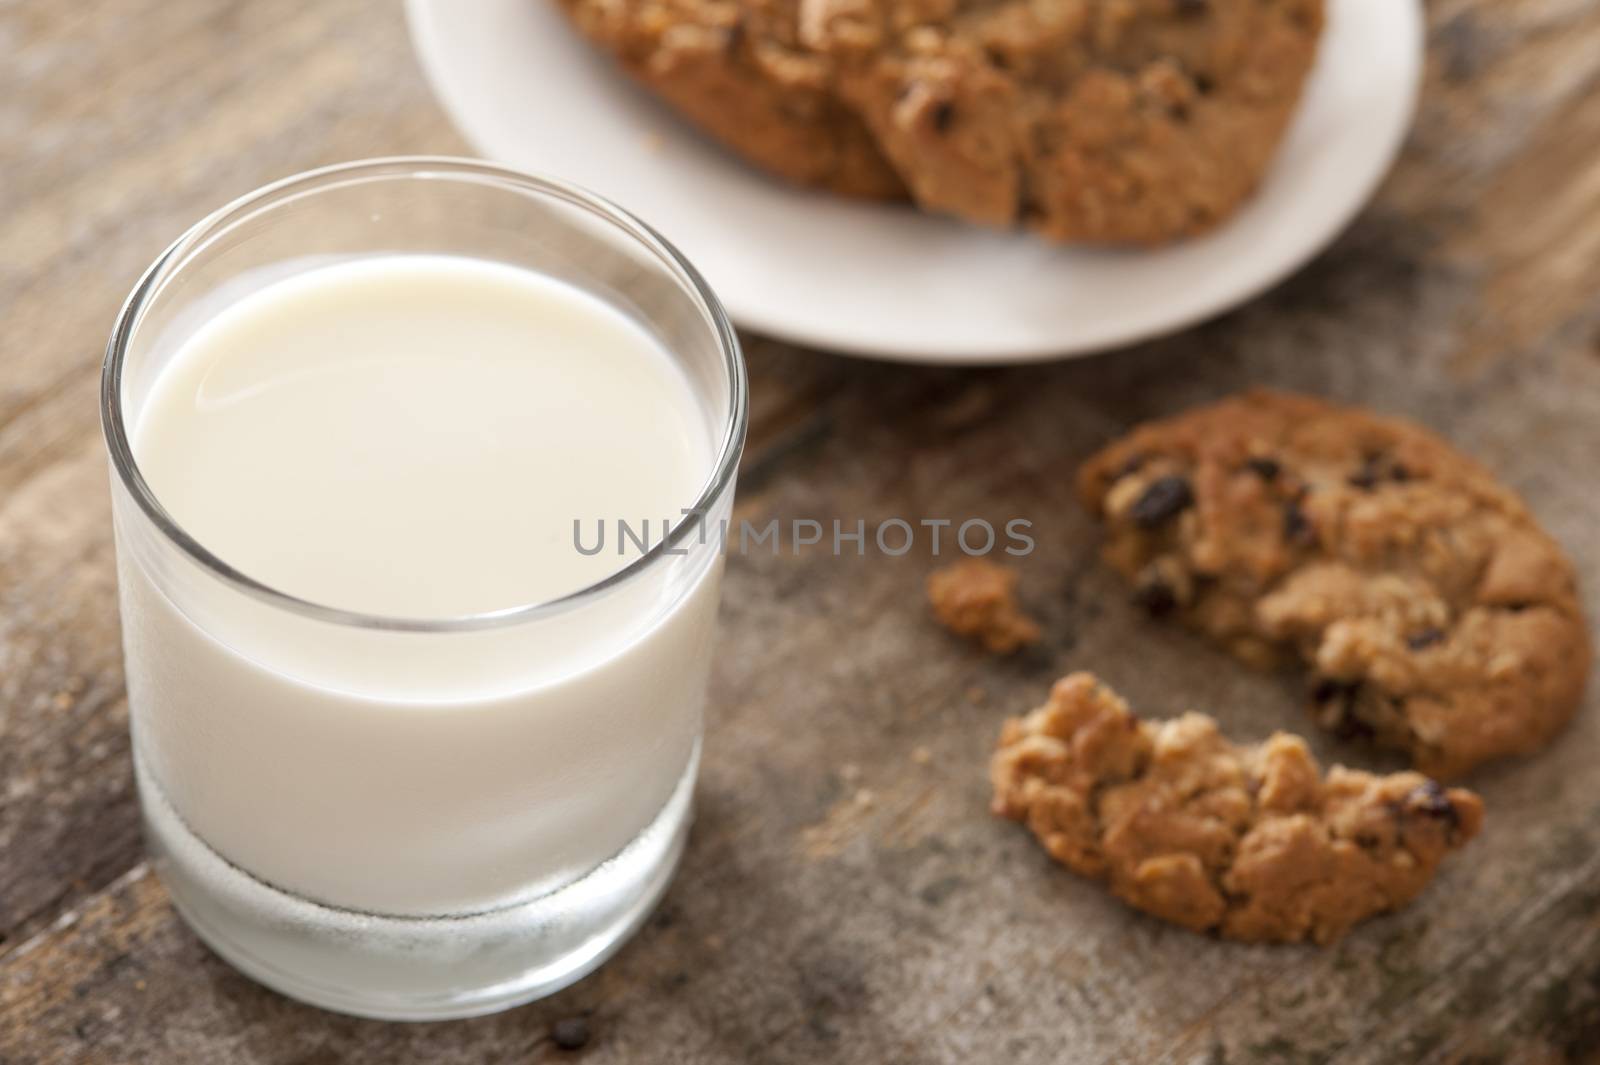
[135,745,696,1021]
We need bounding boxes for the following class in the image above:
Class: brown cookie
[801,0,1323,243]
[992,673,1483,944]
[927,558,1040,654]
[554,0,906,199]
[1077,389,1590,779]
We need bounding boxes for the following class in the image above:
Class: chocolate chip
[1310,679,1372,739]
[724,19,745,52]
[1348,454,1412,490]
[1329,714,1375,741]
[1282,500,1315,545]
[1193,72,1215,95]
[1175,0,1208,14]
[1406,627,1445,650]
[1404,780,1460,831]
[931,101,955,133]
[1244,456,1280,481]
[1130,476,1194,528]
[552,1017,591,1051]
[1132,576,1178,617]
[1311,678,1352,703]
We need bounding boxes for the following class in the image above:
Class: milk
[136,256,709,616]
[117,256,722,915]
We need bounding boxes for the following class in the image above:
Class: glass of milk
[100,158,747,1020]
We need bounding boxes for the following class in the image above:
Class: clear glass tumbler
[100,159,746,1020]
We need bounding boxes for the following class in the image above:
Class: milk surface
[135,255,709,617]
[119,256,722,915]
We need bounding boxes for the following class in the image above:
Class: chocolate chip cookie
[558,0,1320,242]
[554,0,906,199]
[1077,390,1590,778]
[992,673,1483,944]
[801,0,1324,242]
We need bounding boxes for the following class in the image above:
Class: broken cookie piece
[992,673,1483,944]
[1076,389,1590,778]
[927,558,1040,655]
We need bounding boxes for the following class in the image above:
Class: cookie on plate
[992,673,1483,944]
[1077,389,1590,779]
[801,0,1324,243]
[554,0,906,199]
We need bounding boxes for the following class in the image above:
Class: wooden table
[6,1,1600,1061]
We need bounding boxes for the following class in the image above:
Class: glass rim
[100,156,748,633]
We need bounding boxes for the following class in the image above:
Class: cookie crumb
[927,559,1040,655]
[911,746,933,765]
[551,1017,591,1051]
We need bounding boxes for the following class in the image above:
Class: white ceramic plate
[407,0,1422,363]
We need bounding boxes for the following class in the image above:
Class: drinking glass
[100,158,746,1020]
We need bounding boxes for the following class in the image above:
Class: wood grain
[5,1,1600,1062]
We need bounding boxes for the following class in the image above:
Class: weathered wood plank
[0,444,130,950]
[8,308,1600,1063]
[0,0,469,951]
[6,0,1600,1061]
